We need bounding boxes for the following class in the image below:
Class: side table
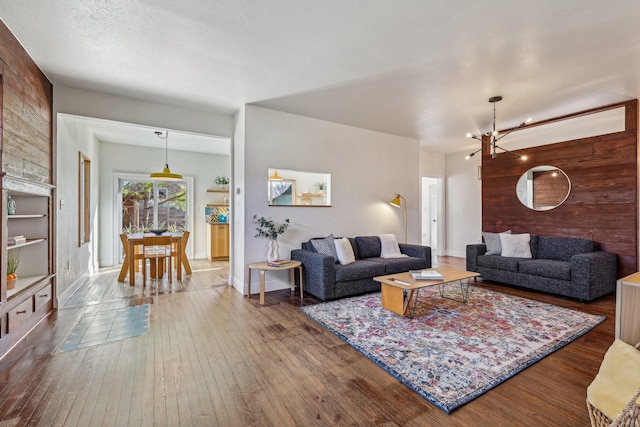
[247,260,303,305]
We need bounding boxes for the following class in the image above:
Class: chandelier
[465,96,531,160]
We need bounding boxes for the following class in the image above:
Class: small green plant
[215,175,230,185]
[253,215,290,240]
[7,249,20,275]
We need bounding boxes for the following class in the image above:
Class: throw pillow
[379,234,407,258]
[334,237,356,265]
[587,339,640,420]
[482,230,511,255]
[355,236,382,259]
[310,234,337,262]
[500,233,532,258]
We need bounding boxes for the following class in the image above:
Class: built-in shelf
[7,238,46,250]
[297,193,325,197]
[8,214,46,219]
[207,204,229,207]
[7,274,49,300]
[206,188,229,193]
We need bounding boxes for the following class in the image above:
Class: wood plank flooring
[0,257,614,426]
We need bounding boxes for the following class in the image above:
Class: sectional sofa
[291,235,431,301]
[466,234,617,301]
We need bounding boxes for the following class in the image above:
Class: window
[120,179,188,232]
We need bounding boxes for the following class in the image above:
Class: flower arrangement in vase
[253,215,290,262]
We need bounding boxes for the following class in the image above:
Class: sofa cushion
[500,233,532,258]
[518,259,572,281]
[366,256,427,274]
[310,235,338,262]
[477,255,522,272]
[334,237,356,265]
[537,236,594,262]
[335,260,386,282]
[355,236,381,259]
[482,230,511,255]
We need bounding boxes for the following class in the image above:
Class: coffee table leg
[409,289,419,318]
[438,279,470,303]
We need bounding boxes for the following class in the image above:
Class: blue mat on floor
[61,304,149,352]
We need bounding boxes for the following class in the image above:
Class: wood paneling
[482,100,638,278]
[0,19,54,360]
[0,20,52,183]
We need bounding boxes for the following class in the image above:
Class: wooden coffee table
[374,267,480,317]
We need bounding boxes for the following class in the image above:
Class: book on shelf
[267,260,292,267]
[409,269,444,280]
[8,235,27,245]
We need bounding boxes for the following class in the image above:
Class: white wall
[53,85,233,298]
[236,106,420,294]
[231,108,246,290]
[445,152,482,258]
[55,115,100,297]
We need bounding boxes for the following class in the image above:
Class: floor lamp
[389,194,407,243]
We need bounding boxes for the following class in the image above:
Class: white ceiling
[2,1,640,154]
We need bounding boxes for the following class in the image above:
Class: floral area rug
[300,286,604,414]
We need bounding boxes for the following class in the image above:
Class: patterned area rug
[301,286,604,413]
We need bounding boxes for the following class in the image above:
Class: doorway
[421,176,444,256]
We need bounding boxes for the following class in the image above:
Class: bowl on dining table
[149,229,168,235]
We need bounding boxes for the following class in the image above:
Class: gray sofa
[291,236,431,301]
[466,235,617,301]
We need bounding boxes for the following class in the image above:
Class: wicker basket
[588,387,640,427]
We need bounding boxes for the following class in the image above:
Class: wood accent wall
[482,100,638,278]
[0,20,53,184]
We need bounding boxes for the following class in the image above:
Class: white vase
[267,239,279,262]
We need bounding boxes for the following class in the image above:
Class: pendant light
[150,130,183,181]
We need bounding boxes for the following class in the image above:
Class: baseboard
[446,249,467,258]
[57,274,90,308]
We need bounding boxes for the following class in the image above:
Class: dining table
[118,232,192,286]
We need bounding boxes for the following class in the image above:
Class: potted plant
[314,181,327,193]
[6,249,20,290]
[253,215,290,262]
[215,175,230,189]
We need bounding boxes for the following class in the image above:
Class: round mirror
[516,165,571,211]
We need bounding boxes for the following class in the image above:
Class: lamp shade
[269,170,282,180]
[150,165,183,181]
[389,195,402,207]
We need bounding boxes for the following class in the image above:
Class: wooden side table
[616,272,640,346]
[247,260,303,305]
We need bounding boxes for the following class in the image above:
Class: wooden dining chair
[142,235,173,286]
[172,231,191,276]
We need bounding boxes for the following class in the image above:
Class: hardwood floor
[0,257,614,426]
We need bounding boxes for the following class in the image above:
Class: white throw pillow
[482,230,511,255]
[500,233,532,258]
[334,237,356,265]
